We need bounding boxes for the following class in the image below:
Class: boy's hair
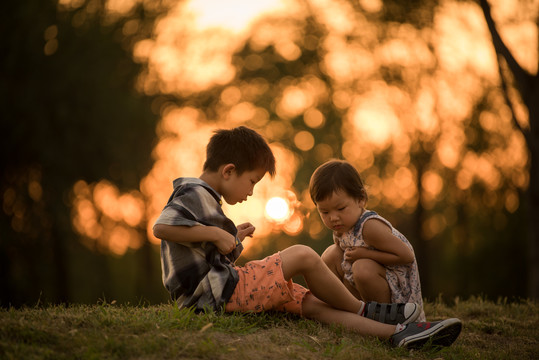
[309,159,368,204]
[203,126,276,177]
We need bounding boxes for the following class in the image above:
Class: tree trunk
[526,82,539,299]
[480,0,539,299]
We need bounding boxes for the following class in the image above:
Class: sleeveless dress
[336,210,426,321]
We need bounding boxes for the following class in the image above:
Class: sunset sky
[66,0,537,256]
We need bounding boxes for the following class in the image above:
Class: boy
[153,126,462,348]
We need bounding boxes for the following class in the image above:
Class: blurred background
[1,0,537,307]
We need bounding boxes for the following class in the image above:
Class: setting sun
[60,0,534,268]
[265,197,290,222]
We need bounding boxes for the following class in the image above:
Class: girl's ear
[222,163,236,179]
[358,197,367,208]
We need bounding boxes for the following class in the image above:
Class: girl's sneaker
[390,318,462,349]
[362,302,421,325]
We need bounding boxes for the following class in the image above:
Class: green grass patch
[0,297,537,359]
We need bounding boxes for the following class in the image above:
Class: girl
[309,159,426,321]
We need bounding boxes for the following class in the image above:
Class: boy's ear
[222,163,236,179]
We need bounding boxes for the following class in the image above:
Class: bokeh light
[66,0,536,255]
[265,197,290,222]
[71,180,145,255]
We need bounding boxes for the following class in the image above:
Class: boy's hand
[208,227,238,255]
[213,231,237,255]
[237,222,255,241]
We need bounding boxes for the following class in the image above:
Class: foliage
[0,298,538,359]
[176,0,532,300]
[0,0,161,306]
[1,0,536,308]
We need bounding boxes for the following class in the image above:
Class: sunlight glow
[283,213,303,235]
[71,180,145,255]
[265,197,290,222]
[105,0,137,15]
[349,91,402,150]
[134,0,293,96]
[186,0,288,33]
[67,0,535,256]
[359,0,383,13]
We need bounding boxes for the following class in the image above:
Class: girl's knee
[321,244,342,263]
[352,259,384,283]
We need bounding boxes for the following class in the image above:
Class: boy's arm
[153,224,237,255]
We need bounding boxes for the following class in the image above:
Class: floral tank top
[335,210,426,321]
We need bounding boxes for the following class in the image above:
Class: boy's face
[316,190,364,236]
[222,167,266,205]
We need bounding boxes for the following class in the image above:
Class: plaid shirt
[155,177,243,311]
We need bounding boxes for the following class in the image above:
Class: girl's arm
[153,224,237,255]
[344,219,415,266]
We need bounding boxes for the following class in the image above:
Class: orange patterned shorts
[225,252,309,316]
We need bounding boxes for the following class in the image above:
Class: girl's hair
[203,126,276,177]
[309,159,368,204]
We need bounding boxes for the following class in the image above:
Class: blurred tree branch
[480,0,534,144]
[480,0,539,299]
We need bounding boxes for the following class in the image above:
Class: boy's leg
[352,259,391,303]
[301,293,396,338]
[280,245,363,313]
[302,294,463,349]
[280,245,421,325]
[322,244,363,301]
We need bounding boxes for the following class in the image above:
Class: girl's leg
[280,245,363,313]
[322,244,363,300]
[321,244,344,278]
[352,259,391,303]
[301,293,396,338]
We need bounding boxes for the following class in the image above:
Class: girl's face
[316,190,365,236]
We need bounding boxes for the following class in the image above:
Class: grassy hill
[1,297,537,359]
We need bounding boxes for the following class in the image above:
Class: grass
[0,297,537,359]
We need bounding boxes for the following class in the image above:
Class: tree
[128,0,532,301]
[0,0,160,306]
[480,0,539,299]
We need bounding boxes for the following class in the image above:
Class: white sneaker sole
[398,318,462,349]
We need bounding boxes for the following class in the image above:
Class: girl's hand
[237,222,255,241]
[344,246,369,262]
